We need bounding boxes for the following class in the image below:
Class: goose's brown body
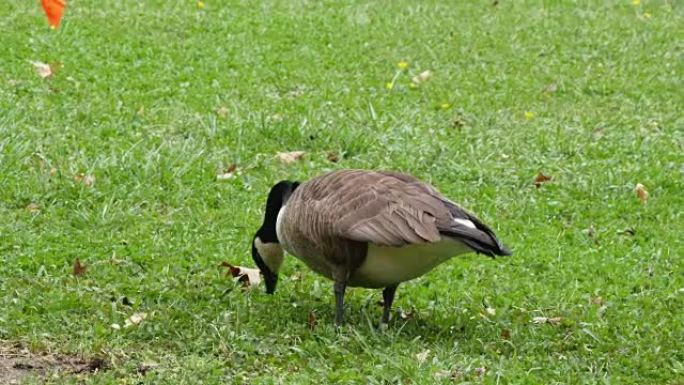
[276,170,509,288]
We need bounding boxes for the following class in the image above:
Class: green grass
[1,0,683,383]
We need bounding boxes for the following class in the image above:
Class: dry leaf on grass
[434,370,451,380]
[73,173,95,187]
[618,227,636,236]
[220,262,261,287]
[30,61,53,78]
[635,183,648,203]
[277,151,305,164]
[532,316,562,325]
[30,61,62,78]
[411,70,432,85]
[124,312,147,328]
[434,368,463,381]
[500,328,511,340]
[534,172,552,188]
[326,152,340,163]
[399,308,416,320]
[307,311,317,330]
[73,258,86,276]
[416,349,430,365]
[216,106,229,118]
[137,361,159,375]
[543,83,558,94]
[216,163,237,180]
[474,367,487,377]
[26,203,41,214]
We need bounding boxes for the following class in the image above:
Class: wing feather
[292,170,511,256]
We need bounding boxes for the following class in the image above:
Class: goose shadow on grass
[240,286,502,346]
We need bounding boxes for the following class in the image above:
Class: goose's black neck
[257,180,299,243]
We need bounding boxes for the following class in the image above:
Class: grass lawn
[1,0,683,383]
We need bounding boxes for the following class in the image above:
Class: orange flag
[41,0,66,29]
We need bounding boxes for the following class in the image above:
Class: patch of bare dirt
[0,343,107,384]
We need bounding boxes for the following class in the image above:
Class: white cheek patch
[453,218,476,229]
[254,237,284,273]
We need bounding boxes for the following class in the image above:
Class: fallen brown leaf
[74,173,95,187]
[216,106,229,118]
[137,361,159,375]
[532,316,562,325]
[435,368,463,381]
[216,163,237,180]
[220,262,262,287]
[434,370,452,380]
[277,151,305,164]
[416,349,430,365]
[583,225,596,238]
[500,328,511,340]
[30,60,61,78]
[73,258,87,276]
[543,83,558,94]
[474,367,486,377]
[124,312,147,328]
[411,70,432,85]
[635,183,648,203]
[534,172,552,188]
[326,152,340,163]
[73,358,108,374]
[307,311,317,330]
[618,227,636,236]
[399,308,416,320]
[26,203,41,214]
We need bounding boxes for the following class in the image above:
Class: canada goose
[251,169,511,325]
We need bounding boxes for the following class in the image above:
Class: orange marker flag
[41,0,66,29]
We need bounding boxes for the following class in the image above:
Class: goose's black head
[252,180,299,294]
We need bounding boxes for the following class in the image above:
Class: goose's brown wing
[296,170,510,256]
[336,176,445,247]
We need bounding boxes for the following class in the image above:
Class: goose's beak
[251,239,279,294]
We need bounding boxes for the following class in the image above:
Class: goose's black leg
[381,284,399,324]
[333,280,347,326]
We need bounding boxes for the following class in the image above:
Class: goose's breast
[276,204,335,279]
[349,238,470,288]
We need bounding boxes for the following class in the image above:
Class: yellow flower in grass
[385,82,394,90]
[398,60,409,70]
[441,103,451,110]
[197,1,205,9]
[632,0,640,6]
[524,111,535,120]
